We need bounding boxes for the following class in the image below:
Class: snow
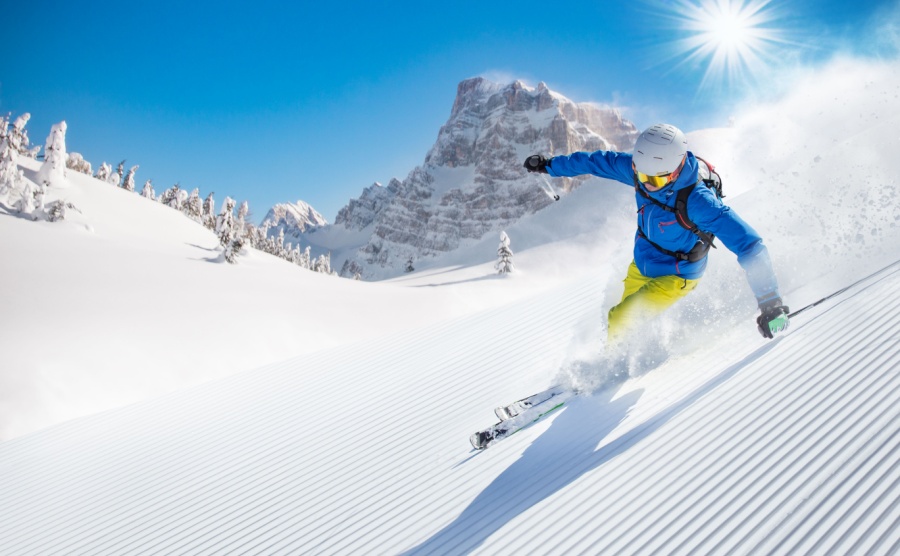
[0,56,899,554]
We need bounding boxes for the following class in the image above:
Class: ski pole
[535,174,560,201]
[787,258,900,319]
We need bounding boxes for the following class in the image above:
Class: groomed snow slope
[1,56,899,554]
[0,262,897,555]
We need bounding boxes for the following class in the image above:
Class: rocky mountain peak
[261,200,327,238]
[291,77,640,279]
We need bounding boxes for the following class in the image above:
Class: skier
[524,123,789,343]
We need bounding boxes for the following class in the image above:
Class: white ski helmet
[632,123,688,177]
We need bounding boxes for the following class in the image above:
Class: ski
[471,389,578,450]
[494,384,567,420]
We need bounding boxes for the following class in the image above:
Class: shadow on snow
[402,340,782,555]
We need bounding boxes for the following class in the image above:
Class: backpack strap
[633,177,718,262]
[636,227,711,262]
[672,185,717,247]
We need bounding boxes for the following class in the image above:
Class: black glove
[523,154,550,174]
[757,298,790,339]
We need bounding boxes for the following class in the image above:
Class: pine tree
[116,161,125,187]
[301,246,312,270]
[7,113,31,155]
[95,162,112,183]
[215,196,236,247]
[496,230,515,274]
[33,183,46,216]
[160,184,181,209]
[237,200,249,239]
[0,128,22,204]
[313,253,332,274]
[141,179,155,200]
[276,228,285,256]
[224,235,245,264]
[122,165,139,192]
[202,192,216,230]
[184,188,203,221]
[36,121,68,188]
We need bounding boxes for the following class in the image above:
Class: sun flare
[657,0,787,91]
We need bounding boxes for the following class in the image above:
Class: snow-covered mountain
[1,56,899,554]
[260,199,327,238]
[298,77,640,279]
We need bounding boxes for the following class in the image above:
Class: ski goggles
[634,156,686,189]
[635,170,674,188]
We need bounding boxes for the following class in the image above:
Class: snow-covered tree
[184,188,203,221]
[276,228,285,256]
[215,196,236,247]
[122,165,139,192]
[301,246,312,270]
[313,253,332,274]
[202,192,215,230]
[223,235,245,264]
[237,200,249,238]
[36,121,68,188]
[140,179,155,200]
[5,113,32,156]
[115,161,125,187]
[0,131,23,203]
[160,184,181,209]
[496,230,515,274]
[13,179,36,216]
[176,188,189,210]
[95,162,112,183]
[33,183,46,215]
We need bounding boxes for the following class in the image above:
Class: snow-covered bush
[66,153,93,175]
[46,199,67,222]
[13,179,36,216]
[36,121,68,188]
[496,230,515,274]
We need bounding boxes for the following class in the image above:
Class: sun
[655,0,788,92]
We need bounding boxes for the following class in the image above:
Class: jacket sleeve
[690,187,782,305]
[546,150,635,186]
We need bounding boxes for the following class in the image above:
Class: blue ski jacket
[547,149,781,305]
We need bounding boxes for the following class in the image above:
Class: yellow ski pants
[607,261,700,344]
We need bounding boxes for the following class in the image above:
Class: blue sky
[2,0,897,222]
